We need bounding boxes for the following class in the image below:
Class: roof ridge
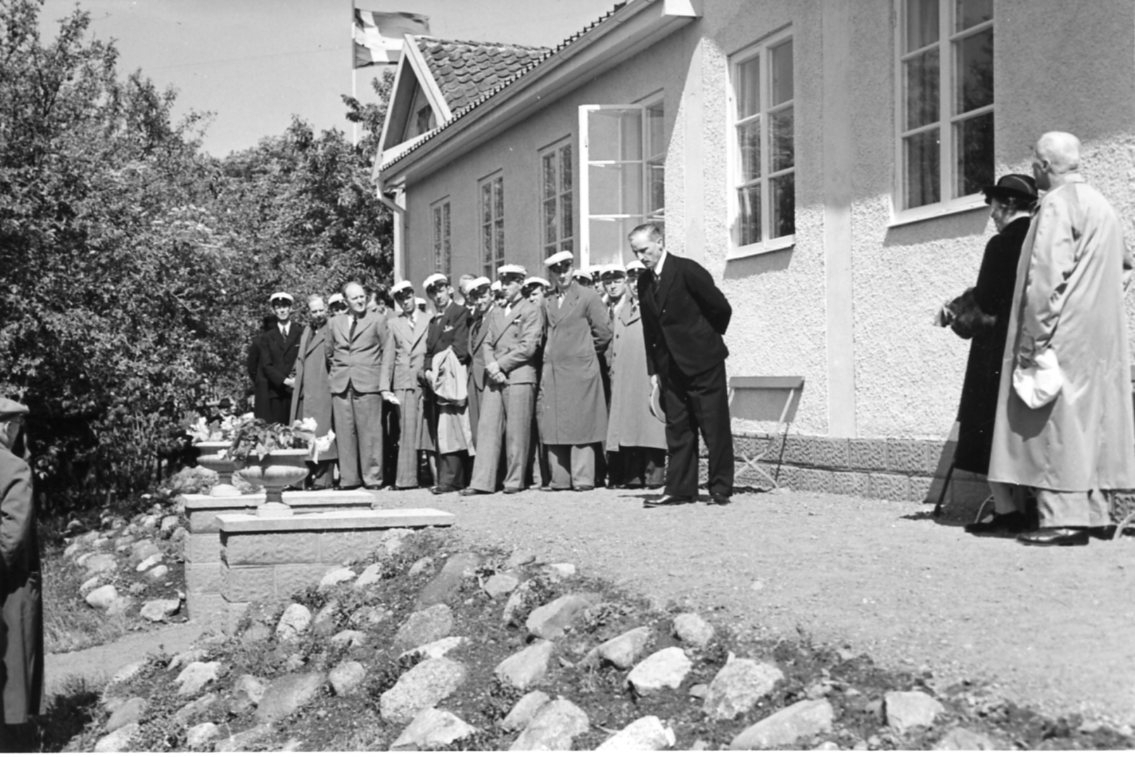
[414,35,550,52]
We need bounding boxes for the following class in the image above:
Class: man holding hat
[421,273,473,493]
[463,276,493,448]
[463,264,543,495]
[258,291,302,424]
[380,280,430,489]
[0,399,41,749]
[289,294,338,489]
[537,250,612,491]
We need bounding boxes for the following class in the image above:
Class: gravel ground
[383,485,1135,726]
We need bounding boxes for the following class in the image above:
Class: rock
[596,715,676,751]
[109,660,146,685]
[885,690,944,732]
[702,656,785,721]
[495,640,555,690]
[243,622,271,643]
[501,691,551,732]
[106,596,133,616]
[92,536,112,550]
[349,605,390,629]
[730,698,835,749]
[127,581,147,596]
[416,552,479,608]
[329,660,366,696]
[139,513,160,530]
[215,723,275,752]
[129,538,160,562]
[160,514,180,536]
[391,707,477,750]
[594,626,653,670]
[229,674,266,715]
[77,530,100,546]
[166,648,208,671]
[933,726,995,751]
[672,612,715,647]
[145,565,169,582]
[379,657,469,724]
[381,530,409,556]
[84,585,119,610]
[689,683,709,699]
[626,647,692,695]
[174,692,218,726]
[256,672,327,723]
[104,697,146,732]
[64,540,84,558]
[691,738,711,750]
[176,661,222,697]
[84,553,118,576]
[283,652,306,672]
[399,636,468,661]
[541,562,576,580]
[186,722,220,749]
[312,599,341,637]
[136,553,162,572]
[502,580,534,626]
[79,575,102,595]
[140,598,181,622]
[814,741,841,750]
[319,566,356,590]
[525,594,600,640]
[114,535,136,551]
[408,556,434,576]
[355,563,383,588]
[330,630,369,649]
[393,603,455,652]
[509,698,589,751]
[276,603,313,642]
[171,526,189,542]
[505,548,537,568]
[806,680,833,699]
[483,572,520,599]
[93,723,139,752]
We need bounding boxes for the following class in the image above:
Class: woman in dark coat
[938,174,1037,532]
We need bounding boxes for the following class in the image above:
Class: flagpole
[350,1,358,147]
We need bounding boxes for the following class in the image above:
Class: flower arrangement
[228,416,335,464]
[183,411,245,444]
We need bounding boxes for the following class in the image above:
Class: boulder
[483,572,520,599]
[541,563,577,580]
[93,723,139,752]
[416,552,479,608]
[84,585,119,611]
[884,690,944,733]
[626,648,692,695]
[702,656,785,721]
[329,660,367,696]
[729,698,835,749]
[350,605,391,630]
[255,672,327,723]
[186,722,220,749]
[501,691,551,732]
[495,640,555,690]
[145,565,170,582]
[525,594,600,640]
[399,636,468,661]
[319,566,356,590]
[391,707,477,750]
[505,549,537,568]
[354,563,383,588]
[159,515,180,537]
[176,661,222,697]
[596,715,676,751]
[275,603,313,643]
[672,613,715,647]
[379,657,469,724]
[171,526,189,543]
[593,626,653,670]
[502,581,534,626]
[106,596,133,616]
[129,538,160,563]
[393,603,454,652]
[135,554,162,572]
[174,692,218,726]
[104,697,146,732]
[79,575,102,595]
[83,553,118,576]
[933,726,996,750]
[509,698,589,751]
[140,598,181,622]
[166,648,208,671]
[408,556,434,576]
[229,674,266,715]
[312,599,341,637]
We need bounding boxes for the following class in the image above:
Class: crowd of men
[246,222,736,507]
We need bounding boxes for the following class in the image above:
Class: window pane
[647,161,665,218]
[588,162,644,217]
[482,224,492,266]
[542,153,556,199]
[956,0,992,31]
[906,0,939,51]
[481,183,492,224]
[770,108,794,172]
[955,111,993,197]
[495,219,504,263]
[588,217,639,267]
[560,144,572,191]
[494,178,503,218]
[737,120,761,182]
[647,104,664,158]
[955,27,992,114]
[770,172,795,238]
[904,129,941,208]
[770,40,794,107]
[563,188,574,239]
[736,56,760,119]
[544,199,558,246]
[904,49,940,129]
[737,185,761,246]
[587,108,643,161]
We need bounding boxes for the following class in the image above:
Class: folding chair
[728,376,804,490]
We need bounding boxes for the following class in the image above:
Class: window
[578,98,664,268]
[431,198,451,274]
[730,32,794,253]
[478,173,504,277]
[898,0,993,212]
[540,139,574,258]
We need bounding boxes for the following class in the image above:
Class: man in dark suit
[421,273,472,493]
[247,315,276,420]
[631,223,734,507]
[258,291,302,424]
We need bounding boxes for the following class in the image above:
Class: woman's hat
[982,174,1038,205]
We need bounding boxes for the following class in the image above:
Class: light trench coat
[289,324,337,461]
[606,295,666,451]
[987,175,1135,491]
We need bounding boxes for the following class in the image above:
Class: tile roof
[382,2,628,170]
[415,37,550,114]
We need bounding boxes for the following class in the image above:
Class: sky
[38,0,617,157]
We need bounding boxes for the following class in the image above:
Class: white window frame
[727,28,796,259]
[538,137,574,258]
[578,96,664,270]
[430,197,451,274]
[891,0,994,226]
[478,172,504,278]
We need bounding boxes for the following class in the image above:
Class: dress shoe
[1016,527,1090,547]
[964,511,1028,535]
[708,493,731,506]
[644,493,695,508]
[502,487,523,495]
[430,485,457,495]
[459,487,489,497]
[574,485,595,492]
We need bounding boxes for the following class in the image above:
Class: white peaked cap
[498,264,527,278]
[391,280,413,296]
[327,292,345,305]
[524,276,551,289]
[414,297,427,307]
[625,259,646,272]
[423,273,449,289]
[464,276,492,294]
[543,250,573,267]
[601,263,627,277]
[269,291,294,304]
[490,280,503,292]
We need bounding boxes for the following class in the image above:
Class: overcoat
[606,295,666,451]
[259,323,302,424]
[988,176,1135,491]
[289,323,337,461]
[0,448,42,724]
[467,308,490,445]
[421,301,470,452]
[247,330,272,421]
[537,280,612,445]
[952,217,1030,474]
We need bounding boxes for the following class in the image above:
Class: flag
[353,8,430,68]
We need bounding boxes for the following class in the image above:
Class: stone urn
[238,447,310,517]
[193,441,242,497]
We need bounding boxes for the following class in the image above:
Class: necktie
[349,316,357,340]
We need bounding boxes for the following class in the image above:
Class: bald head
[1032,131,1081,190]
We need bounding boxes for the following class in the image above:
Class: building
[374,0,1135,505]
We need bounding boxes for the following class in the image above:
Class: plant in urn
[184,413,243,497]
[229,418,335,517]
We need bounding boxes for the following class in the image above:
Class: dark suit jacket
[259,322,303,400]
[637,253,732,378]
[425,300,471,367]
[0,446,42,723]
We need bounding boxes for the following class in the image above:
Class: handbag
[1012,347,1062,409]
